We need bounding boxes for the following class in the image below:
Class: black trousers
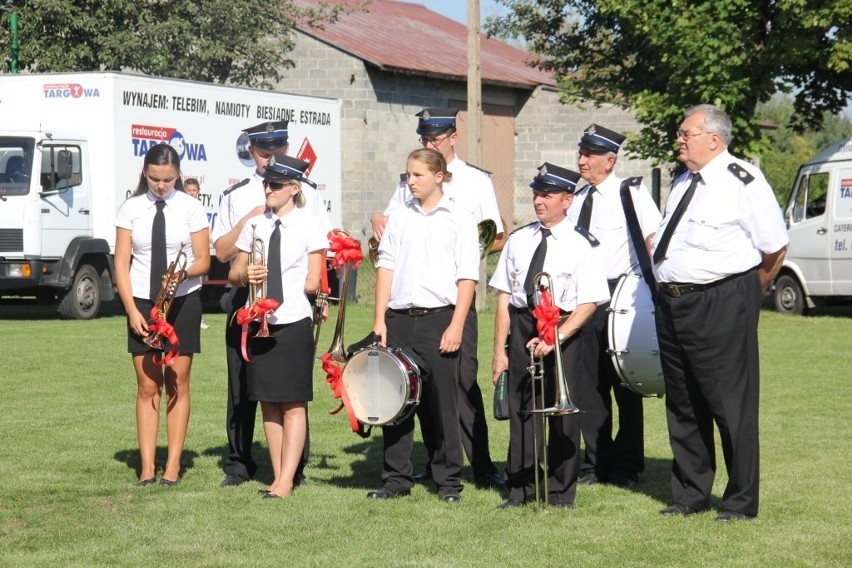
[655,269,761,517]
[505,310,582,505]
[417,303,497,478]
[381,308,463,493]
[223,287,309,480]
[579,284,645,480]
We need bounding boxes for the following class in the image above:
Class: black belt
[509,305,572,317]
[660,268,755,298]
[389,305,454,317]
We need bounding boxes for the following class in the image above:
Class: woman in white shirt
[115,143,210,487]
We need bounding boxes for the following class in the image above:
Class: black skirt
[128,291,202,354]
[247,317,314,403]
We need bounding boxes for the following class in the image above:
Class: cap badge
[265,122,275,133]
[421,109,431,121]
[586,124,596,135]
[538,164,548,176]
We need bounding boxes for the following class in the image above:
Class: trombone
[248,224,271,338]
[527,271,580,505]
[315,229,357,362]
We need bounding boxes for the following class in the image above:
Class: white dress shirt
[236,207,328,324]
[383,157,501,227]
[651,150,789,284]
[115,188,209,299]
[490,217,610,311]
[378,193,480,309]
[567,174,661,280]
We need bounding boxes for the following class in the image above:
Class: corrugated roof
[293,0,556,89]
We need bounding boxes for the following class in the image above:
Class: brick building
[283,0,663,239]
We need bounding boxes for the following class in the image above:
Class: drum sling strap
[619,177,657,304]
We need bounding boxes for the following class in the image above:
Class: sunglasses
[263,180,295,191]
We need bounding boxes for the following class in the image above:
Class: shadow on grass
[114,447,200,479]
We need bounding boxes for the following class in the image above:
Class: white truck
[0,72,342,318]
[774,138,852,314]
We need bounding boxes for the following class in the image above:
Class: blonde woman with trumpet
[488,163,608,509]
[228,154,327,500]
[115,144,210,487]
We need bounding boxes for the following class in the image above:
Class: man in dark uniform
[212,121,330,487]
[652,104,788,521]
[489,163,609,508]
[567,124,661,488]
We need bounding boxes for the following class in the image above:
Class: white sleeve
[211,192,234,245]
[635,183,662,239]
[383,179,410,217]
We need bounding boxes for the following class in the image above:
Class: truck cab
[0,133,114,318]
[774,138,852,314]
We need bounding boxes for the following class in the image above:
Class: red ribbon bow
[234,298,281,362]
[148,307,181,366]
[322,353,361,433]
[531,288,560,346]
[328,230,363,270]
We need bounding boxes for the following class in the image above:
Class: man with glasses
[213,120,331,488]
[652,104,788,521]
[567,124,661,489]
[370,107,506,489]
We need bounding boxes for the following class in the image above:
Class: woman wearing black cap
[115,143,210,487]
[227,153,327,499]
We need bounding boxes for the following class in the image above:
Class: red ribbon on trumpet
[531,288,560,346]
[322,353,360,433]
[328,230,363,270]
[148,306,181,366]
[234,298,281,362]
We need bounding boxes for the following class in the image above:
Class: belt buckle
[409,307,427,317]
[668,285,683,298]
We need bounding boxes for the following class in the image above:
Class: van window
[0,137,36,197]
[791,172,829,223]
[41,145,83,192]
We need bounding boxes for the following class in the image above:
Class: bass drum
[606,273,665,397]
[341,345,421,426]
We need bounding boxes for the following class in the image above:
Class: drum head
[607,274,665,397]
[342,347,415,425]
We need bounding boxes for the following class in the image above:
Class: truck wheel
[774,274,807,315]
[58,264,101,319]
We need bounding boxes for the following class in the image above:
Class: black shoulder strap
[223,178,250,196]
[465,162,493,176]
[727,163,755,185]
[619,177,657,303]
[574,225,600,247]
[399,172,407,183]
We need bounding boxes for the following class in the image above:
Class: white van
[774,138,852,314]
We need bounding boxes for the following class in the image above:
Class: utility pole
[468,0,487,310]
[1,5,18,73]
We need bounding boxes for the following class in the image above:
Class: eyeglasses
[676,130,712,141]
[418,134,450,147]
[263,180,295,191]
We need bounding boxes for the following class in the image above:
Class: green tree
[0,0,354,88]
[486,0,851,167]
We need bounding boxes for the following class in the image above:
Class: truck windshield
[0,137,35,197]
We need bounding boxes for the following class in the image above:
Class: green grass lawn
[0,299,850,567]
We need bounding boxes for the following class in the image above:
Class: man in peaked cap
[213,120,331,488]
[370,107,506,489]
[489,163,609,508]
[567,123,661,489]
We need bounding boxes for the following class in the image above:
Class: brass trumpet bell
[478,220,498,259]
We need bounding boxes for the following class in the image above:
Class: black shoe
[660,503,703,517]
[716,510,754,522]
[413,468,432,483]
[258,489,270,495]
[609,474,638,489]
[136,477,156,487]
[439,489,461,503]
[159,478,180,487]
[498,499,525,510]
[475,472,506,490]
[294,473,308,487]
[367,487,411,499]
[262,492,282,500]
[578,472,600,485]
[220,474,249,488]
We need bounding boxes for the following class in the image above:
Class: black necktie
[149,200,167,302]
[576,186,596,231]
[524,227,551,307]
[653,173,701,264]
[266,220,283,303]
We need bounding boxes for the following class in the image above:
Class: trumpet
[146,242,188,350]
[248,224,271,338]
[318,229,358,362]
[527,271,580,506]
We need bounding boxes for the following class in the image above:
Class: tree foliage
[486,0,852,167]
[756,94,852,204]
[0,0,353,88]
